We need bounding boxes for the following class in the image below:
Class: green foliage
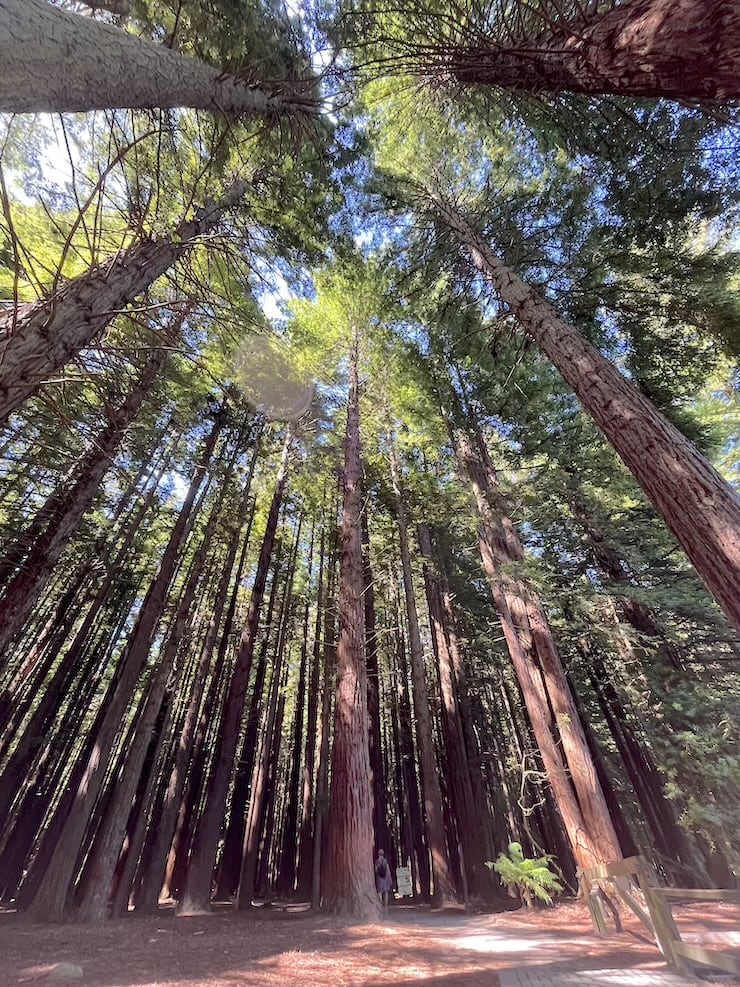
[486,843,564,907]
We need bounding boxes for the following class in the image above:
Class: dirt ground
[0,900,738,987]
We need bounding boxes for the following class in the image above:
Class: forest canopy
[0,0,737,923]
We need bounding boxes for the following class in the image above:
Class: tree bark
[389,568,430,900]
[361,508,393,869]
[0,0,316,116]
[322,332,378,919]
[427,0,740,101]
[213,532,285,901]
[277,519,314,896]
[179,429,292,914]
[310,535,337,910]
[0,180,248,424]
[417,522,489,900]
[236,524,299,907]
[0,470,163,824]
[76,422,247,921]
[296,519,326,897]
[23,411,222,922]
[434,197,740,629]
[452,419,623,871]
[388,435,456,906]
[136,481,256,911]
[0,354,163,657]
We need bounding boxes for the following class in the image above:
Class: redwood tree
[321,331,378,919]
[352,0,740,102]
[0,181,249,424]
[432,195,740,630]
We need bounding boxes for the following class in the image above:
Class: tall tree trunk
[76,424,248,921]
[361,509,392,865]
[322,332,378,919]
[277,519,314,896]
[390,571,430,901]
[0,183,248,424]
[296,519,326,897]
[179,430,292,914]
[388,435,456,906]
[0,0,316,115]
[417,522,489,900]
[214,524,285,900]
[437,563,499,870]
[584,643,710,882]
[10,580,144,906]
[433,198,740,629]
[134,479,256,912]
[236,529,298,907]
[23,411,222,922]
[0,354,163,657]
[310,535,337,910]
[425,0,740,101]
[0,471,162,821]
[452,420,623,871]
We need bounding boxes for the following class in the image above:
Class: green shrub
[486,842,563,907]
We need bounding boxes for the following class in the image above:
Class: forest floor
[0,899,738,987]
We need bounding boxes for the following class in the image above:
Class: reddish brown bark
[452,421,623,872]
[435,198,740,630]
[417,522,490,900]
[388,435,456,907]
[322,333,378,919]
[429,0,740,101]
[179,429,292,914]
[24,411,222,922]
[0,353,163,658]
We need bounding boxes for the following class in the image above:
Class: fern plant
[486,843,563,908]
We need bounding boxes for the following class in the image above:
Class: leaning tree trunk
[0,180,249,424]
[178,430,292,914]
[0,0,316,115]
[0,471,163,823]
[322,331,378,920]
[453,422,623,871]
[236,545,296,908]
[251,515,300,901]
[134,476,256,912]
[388,434,456,907]
[426,0,740,101]
[0,353,163,658]
[434,197,740,629]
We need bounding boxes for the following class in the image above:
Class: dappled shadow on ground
[0,900,737,987]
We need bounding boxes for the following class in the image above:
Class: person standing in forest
[374,849,393,912]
